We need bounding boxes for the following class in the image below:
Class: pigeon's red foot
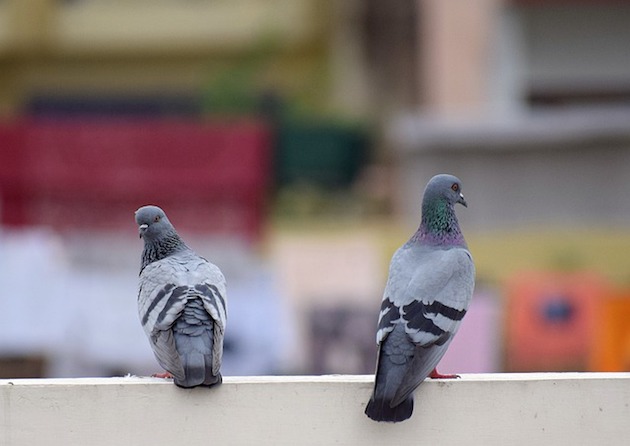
[152,372,174,379]
[429,368,460,379]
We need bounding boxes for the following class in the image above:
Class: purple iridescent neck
[408,199,467,248]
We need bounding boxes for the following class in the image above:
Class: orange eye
[451,183,459,192]
[154,216,161,223]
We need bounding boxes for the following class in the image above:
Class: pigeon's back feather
[376,246,473,346]
[138,249,227,387]
[366,247,474,421]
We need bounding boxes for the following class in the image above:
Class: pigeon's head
[135,205,175,241]
[424,174,467,208]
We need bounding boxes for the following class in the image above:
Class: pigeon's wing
[150,327,185,381]
[402,248,474,344]
[138,259,188,380]
[375,246,410,346]
[193,261,227,375]
[375,247,475,406]
[138,253,227,378]
[376,248,474,344]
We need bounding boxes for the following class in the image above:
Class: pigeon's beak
[457,193,468,208]
[138,224,148,238]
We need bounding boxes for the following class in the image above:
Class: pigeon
[135,205,227,388]
[365,174,475,422]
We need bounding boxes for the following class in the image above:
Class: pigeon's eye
[451,183,459,192]
[154,216,161,223]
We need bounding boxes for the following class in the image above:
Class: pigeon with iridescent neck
[365,174,475,422]
[135,205,227,388]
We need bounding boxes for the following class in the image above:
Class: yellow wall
[271,219,630,287]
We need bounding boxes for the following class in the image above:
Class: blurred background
[1,0,630,379]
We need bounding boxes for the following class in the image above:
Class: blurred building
[387,1,630,233]
[1,1,629,120]
[1,0,630,377]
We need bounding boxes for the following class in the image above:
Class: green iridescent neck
[411,198,466,247]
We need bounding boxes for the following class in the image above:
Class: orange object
[504,271,610,372]
[589,291,630,372]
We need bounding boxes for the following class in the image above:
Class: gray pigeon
[365,174,475,422]
[135,205,227,388]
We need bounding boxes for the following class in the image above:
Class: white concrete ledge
[2,373,629,446]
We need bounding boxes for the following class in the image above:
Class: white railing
[1,373,629,446]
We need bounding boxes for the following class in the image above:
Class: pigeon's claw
[429,368,460,379]
[152,371,174,379]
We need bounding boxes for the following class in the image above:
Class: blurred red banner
[0,118,273,238]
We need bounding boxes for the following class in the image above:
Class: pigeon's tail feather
[201,351,221,386]
[176,351,206,388]
[365,340,414,422]
[365,394,413,422]
[172,298,220,388]
[173,334,220,388]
